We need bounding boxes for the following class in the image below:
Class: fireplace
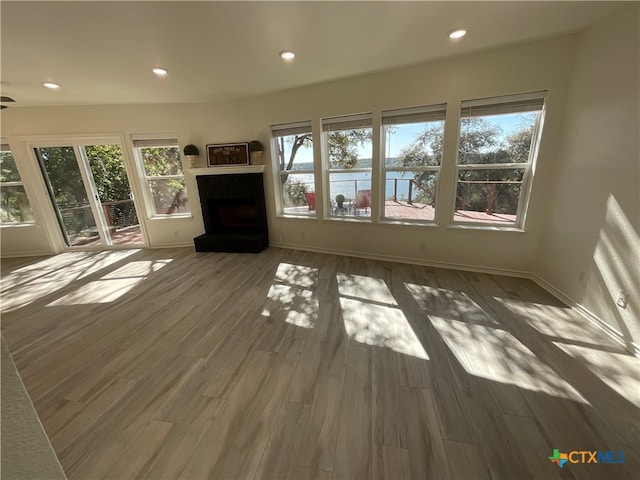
[193,172,269,253]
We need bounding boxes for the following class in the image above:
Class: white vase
[250,151,264,165]
[187,155,198,168]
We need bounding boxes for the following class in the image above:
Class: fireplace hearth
[193,172,268,253]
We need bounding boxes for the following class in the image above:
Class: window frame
[381,104,447,225]
[131,137,191,219]
[271,121,315,218]
[322,113,374,220]
[0,142,35,225]
[451,91,547,230]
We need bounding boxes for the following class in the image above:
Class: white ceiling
[0,1,624,108]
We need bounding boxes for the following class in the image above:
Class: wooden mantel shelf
[186,165,266,176]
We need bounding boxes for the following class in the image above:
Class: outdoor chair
[356,189,371,215]
[305,192,316,211]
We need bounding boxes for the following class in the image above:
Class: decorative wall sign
[206,143,250,167]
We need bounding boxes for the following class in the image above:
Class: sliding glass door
[35,141,144,248]
[84,144,143,245]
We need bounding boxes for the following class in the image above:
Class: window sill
[148,214,193,221]
[447,224,525,233]
[378,219,439,228]
[0,222,37,229]
[279,214,318,221]
[322,216,372,224]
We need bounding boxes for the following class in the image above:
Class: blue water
[288,161,432,201]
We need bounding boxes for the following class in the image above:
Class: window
[0,143,34,224]
[323,114,373,218]
[382,105,446,222]
[133,138,190,216]
[454,92,546,227]
[272,121,314,216]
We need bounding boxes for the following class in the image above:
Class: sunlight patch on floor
[100,259,172,279]
[554,342,640,406]
[404,282,499,326]
[45,258,168,306]
[337,273,396,305]
[264,284,318,328]
[274,262,318,288]
[1,251,97,290]
[338,273,428,359]
[495,297,622,348]
[2,250,140,311]
[261,263,319,329]
[430,316,587,402]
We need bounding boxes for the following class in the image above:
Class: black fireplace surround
[193,173,269,253]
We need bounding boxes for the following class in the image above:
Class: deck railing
[389,178,437,206]
[288,178,436,208]
[457,179,522,215]
[59,199,138,231]
[288,178,524,215]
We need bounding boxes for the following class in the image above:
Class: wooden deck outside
[285,201,517,224]
[74,225,144,247]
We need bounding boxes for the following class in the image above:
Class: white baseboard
[149,242,193,249]
[1,250,52,259]
[271,242,639,357]
[269,241,531,278]
[529,273,639,356]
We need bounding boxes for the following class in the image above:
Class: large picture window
[133,138,190,217]
[382,105,446,222]
[454,92,546,227]
[272,121,314,216]
[0,143,34,224]
[323,114,373,218]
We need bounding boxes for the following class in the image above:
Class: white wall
[537,4,640,349]
[1,34,578,275]
[1,103,212,254]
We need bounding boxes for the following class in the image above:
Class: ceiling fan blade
[0,105,7,109]
[0,96,16,103]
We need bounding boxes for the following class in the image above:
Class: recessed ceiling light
[449,29,467,39]
[43,82,60,89]
[279,50,295,61]
[152,67,168,76]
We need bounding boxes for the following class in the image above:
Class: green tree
[38,147,87,206]
[327,129,371,169]
[140,146,183,176]
[277,133,312,204]
[37,145,139,233]
[0,150,21,183]
[395,123,447,205]
[85,144,132,202]
[35,146,92,236]
[506,125,533,163]
[139,146,187,212]
[398,116,534,214]
[276,134,312,174]
[277,129,372,207]
[457,117,501,164]
[0,150,32,222]
[85,144,139,225]
[275,129,372,173]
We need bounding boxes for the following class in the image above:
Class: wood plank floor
[1,247,638,479]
